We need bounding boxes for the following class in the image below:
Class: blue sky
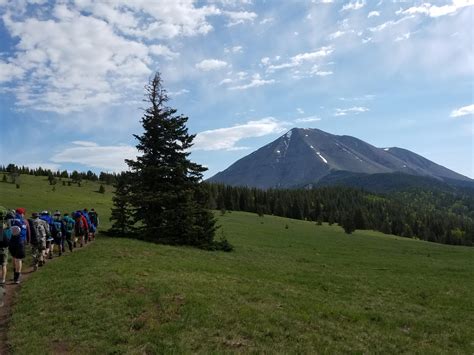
[0,0,472,178]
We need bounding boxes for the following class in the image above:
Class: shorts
[0,248,8,266]
[32,239,47,250]
[9,242,26,259]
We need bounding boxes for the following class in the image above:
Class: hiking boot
[13,272,20,284]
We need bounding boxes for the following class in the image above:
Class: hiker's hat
[15,207,26,215]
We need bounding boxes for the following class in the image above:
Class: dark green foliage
[2,174,6,183]
[98,184,105,194]
[112,72,227,250]
[341,213,356,234]
[109,172,135,237]
[204,183,474,246]
[15,184,20,189]
[47,172,56,185]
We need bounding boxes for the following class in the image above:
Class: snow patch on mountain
[316,152,328,164]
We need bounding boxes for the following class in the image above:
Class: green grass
[0,174,114,226]
[1,175,474,353]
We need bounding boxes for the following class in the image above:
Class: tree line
[203,183,474,246]
[0,164,118,185]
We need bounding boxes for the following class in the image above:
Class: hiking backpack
[75,218,84,236]
[9,217,27,243]
[64,217,74,234]
[0,224,12,248]
[51,220,62,239]
[89,211,98,226]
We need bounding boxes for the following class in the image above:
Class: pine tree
[98,184,105,194]
[109,172,135,236]
[124,72,225,249]
[341,213,356,234]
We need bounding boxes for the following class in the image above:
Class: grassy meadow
[1,174,473,353]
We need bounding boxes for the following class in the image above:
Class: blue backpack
[10,216,28,243]
[51,221,63,238]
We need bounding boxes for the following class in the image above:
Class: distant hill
[209,128,473,190]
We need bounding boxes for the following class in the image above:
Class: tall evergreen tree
[124,72,224,249]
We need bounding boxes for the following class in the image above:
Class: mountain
[208,128,472,189]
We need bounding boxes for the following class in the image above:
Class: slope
[209,128,472,189]
[1,174,473,353]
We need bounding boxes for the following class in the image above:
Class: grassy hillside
[1,175,473,353]
[0,174,114,226]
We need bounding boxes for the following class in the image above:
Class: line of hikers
[0,207,99,305]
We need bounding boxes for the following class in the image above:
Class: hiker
[88,208,99,240]
[79,211,89,244]
[62,213,75,252]
[0,223,12,307]
[1,209,12,304]
[51,211,64,257]
[74,212,86,247]
[40,211,54,259]
[82,209,94,242]
[8,208,30,284]
[29,212,50,270]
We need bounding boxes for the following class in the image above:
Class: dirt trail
[0,241,94,355]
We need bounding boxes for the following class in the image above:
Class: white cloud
[295,116,321,123]
[328,30,345,40]
[0,61,24,83]
[261,57,271,65]
[229,74,275,90]
[341,0,366,11]
[224,46,243,53]
[296,108,305,114]
[0,0,257,113]
[313,70,333,76]
[369,15,413,32]
[219,78,234,85]
[395,32,411,41]
[368,11,380,18]
[265,47,333,72]
[334,106,369,116]
[51,141,137,172]
[196,59,229,71]
[259,17,273,25]
[208,0,253,6]
[450,104,474,118]
[73,1,221,40]
[2,8,152,113]
[397,1,474,18]
[71,141,99,147]
[224,10,257,26]
[169,89,190,96]
[149,45,179,59]
[193,117,286,151]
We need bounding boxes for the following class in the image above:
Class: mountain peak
[209,128,471,189]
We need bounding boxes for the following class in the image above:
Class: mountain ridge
[208,128,472,189]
